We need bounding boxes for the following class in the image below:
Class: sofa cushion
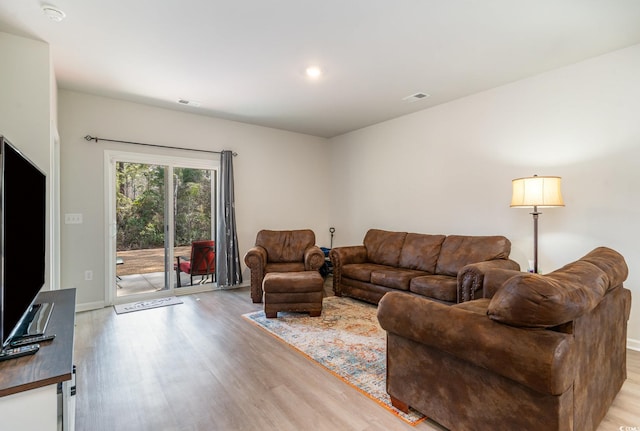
[342,263,390,283]
[435,235,511,276]
[409,275,458,303]
[487,260,608,328]
[371,268,428,290]
[398,233,446,273]
[363,229,407,267]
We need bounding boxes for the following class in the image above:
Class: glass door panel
[115,162,169,297]
[173,167,215,288]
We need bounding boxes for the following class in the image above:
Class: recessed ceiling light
[42,4,66,22]
[305,66,322,79]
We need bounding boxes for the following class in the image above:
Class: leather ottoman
[262,271,324,318]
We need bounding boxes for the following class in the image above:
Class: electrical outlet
[65,213,83,224]
[84,270,93,281]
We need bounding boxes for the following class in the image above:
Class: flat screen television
[0,136,48,349]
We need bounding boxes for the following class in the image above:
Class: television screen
[0,136,47,348]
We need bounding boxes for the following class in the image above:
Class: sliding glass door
[115,161,170,298]
[173,167,215,288]
[105,151,218,304]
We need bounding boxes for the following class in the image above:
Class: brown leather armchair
[244,229,325,303]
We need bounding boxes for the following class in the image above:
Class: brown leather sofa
[329,229,519,304]
[244,229,325,303]
[377,247,632,431]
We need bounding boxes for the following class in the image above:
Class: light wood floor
[74,286,640,431]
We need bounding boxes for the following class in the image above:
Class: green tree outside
[116,162,212,251]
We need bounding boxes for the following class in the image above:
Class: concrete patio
[116,245,215,296]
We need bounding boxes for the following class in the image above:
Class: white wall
[58,90,330,307]
[329,43,640,346]
[0,32,51,170]
[0,32,55,290]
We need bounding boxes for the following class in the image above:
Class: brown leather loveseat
[244,229,325,303]
[377,247,632,431]
[329,228,519,304]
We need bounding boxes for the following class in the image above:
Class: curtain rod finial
[84,135,97,142]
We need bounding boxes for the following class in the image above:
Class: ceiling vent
[177,99,201,107]
[402,92,430,103]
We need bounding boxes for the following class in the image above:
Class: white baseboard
[219,281,250,289]
[75,301,105,312]
[628,338,640,352]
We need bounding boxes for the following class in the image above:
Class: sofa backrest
[487,247,628,328]
[363,229,407,266]
[435,235,512,276]
[255,229,315,263]
[363,230,511,274]
[398,233,446,273]
[580,246,629,290]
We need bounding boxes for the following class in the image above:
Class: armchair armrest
[175,255,190,271]
[244,246,268,303]
[304,245,325,271]
[244,245,267,269]
[457,259,520,302]
[329,246,368,296]
[377,292,575,396]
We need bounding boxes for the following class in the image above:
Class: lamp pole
[531,205,540,273]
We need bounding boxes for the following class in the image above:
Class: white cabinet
[0,385,57,430]
[0,289,76,431]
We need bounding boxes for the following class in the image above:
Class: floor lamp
[510,175,564,274]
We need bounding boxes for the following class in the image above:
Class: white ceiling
[2,1,640,138]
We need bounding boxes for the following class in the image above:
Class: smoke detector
[42,5,66,22]
[402,92,430,103]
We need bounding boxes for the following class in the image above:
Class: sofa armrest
[330,246,367,296]
[304,245,325,271]
[330,245,367,265]
[457,259,521,302]
[377,292,576,395]
[480,266,526,299]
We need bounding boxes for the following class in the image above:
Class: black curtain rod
[84,135,237,156]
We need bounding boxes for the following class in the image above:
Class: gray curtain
[216,150,242,287]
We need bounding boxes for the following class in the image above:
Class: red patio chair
[175,240,215,287]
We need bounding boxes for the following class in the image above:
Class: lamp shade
[511,176,564,208]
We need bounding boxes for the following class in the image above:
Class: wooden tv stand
[0,288,76,430]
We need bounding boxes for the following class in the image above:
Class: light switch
[65,213,83,224]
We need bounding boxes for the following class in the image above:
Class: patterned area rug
[242,296,426,425]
